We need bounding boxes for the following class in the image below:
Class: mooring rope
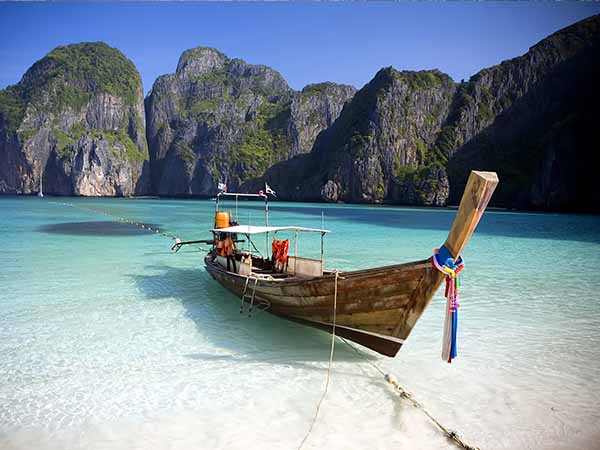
[297,270,340,450]
[340,338,480,450]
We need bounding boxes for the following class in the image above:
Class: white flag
[265,182,276,197]
[218,182,227,192]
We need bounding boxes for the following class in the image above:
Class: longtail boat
[175,171,498,357]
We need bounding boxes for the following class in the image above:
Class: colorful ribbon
[432,245,464,363]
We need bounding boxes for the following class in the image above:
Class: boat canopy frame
[216,191,271,257]
[213,192,329,263]
[210,225,330,235]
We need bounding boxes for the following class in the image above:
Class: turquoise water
[1,196,599,450]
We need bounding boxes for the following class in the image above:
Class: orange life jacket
[216,238,233,257]
[272,239,289,272]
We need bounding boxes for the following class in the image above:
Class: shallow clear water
[1,196,599,450]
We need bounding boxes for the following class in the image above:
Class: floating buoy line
[49,200,479,450]
[48,200,205,251]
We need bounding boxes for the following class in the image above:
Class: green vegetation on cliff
[394,69,448,90]
[38,42,140,105]
[102,129,145,163]
[180,46,226,61]
[0,42,141,134]
[53,128,77,159]
[301,82,347,98]
[51,123,145,163]
[232,101,292,180]
[0,87,26,134]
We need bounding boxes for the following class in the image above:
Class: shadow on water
[131,265,377,364]
[37,221,160,236]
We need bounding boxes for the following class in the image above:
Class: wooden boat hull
[204,171,499,357]
[205,256,443,356]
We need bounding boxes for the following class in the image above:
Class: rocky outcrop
[250,14,600,211]
[0,42,149,196]
[445,14,600,211]
[145,48,355,197]
[247,68,455,205]
[145,47,291,196]
[287,83,357,157]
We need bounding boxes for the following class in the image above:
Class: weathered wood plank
[445,170,499,257]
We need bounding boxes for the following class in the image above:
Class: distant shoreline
[2,192,598,215]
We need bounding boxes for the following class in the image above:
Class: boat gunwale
[204,254,432,287]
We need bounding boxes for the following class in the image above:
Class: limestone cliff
[0,42,149,196]
[145,48,355,196]
[247,68,455,205]
[288,82,357,157]
[2,14,599,211]
[445,14,600,211]
[252,14,600,211]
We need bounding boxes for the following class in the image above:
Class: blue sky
[1,2,598,94]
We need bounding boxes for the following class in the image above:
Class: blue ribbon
[434,244,463,272]
[451,308,458,360]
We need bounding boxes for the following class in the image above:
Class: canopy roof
[217,192,265,198]
[211,225,330,235]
